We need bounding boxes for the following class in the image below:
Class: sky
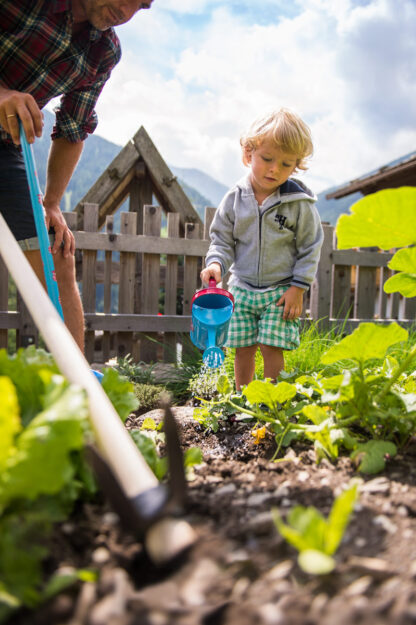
[53,0,416,194]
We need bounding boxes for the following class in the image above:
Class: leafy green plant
[114,354,156,385]
[130,417,203,480]
[188,365,227,400]
[336,186,416,298]
[133,383,167,413]
[158,334,203,403]
[196,321,416,472]
[0,347,139,621]
[272,482,359,574]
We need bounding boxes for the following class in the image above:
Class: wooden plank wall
[0,214,415,363]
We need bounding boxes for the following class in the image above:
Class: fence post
[182,222,200,360]
[309,224,333,327]
[354,247,378,320]
[102,215,114,362]
[330,229,353,320]
[164,213,180,363]
[82,203,99,363]
[118,211,137,359]
[140,205,161,362]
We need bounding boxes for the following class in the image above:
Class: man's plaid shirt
[0,0,121,145]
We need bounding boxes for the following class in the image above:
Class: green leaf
[383,247,416,297]
[351,440,397,474]
[305,424,339,461]
[129,430,167,480]
[244,380,296,408]
[43,568,98,600]
[336,187,416,250]
[141,417,157,430]
[0,387,89,505]
[298,549,335,575]
[217,374,232,396]
[325,483,358,555]
[384,273,416,298]
[184,447,203,468]
[302,405,329,425]
[388,246,416,273]
[287,506,327,551]
[321,323,408,365]
[0,347,67,424]
[272,509,312,552]
[0,377,21,471]
[101,368,139,422]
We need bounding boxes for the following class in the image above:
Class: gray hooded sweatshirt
[205,174,323,291]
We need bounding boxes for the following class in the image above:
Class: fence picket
[140,205,161,362]
[102,215,114,362]
[164,213,180,362]
[118,211,137,359]
[82,204,99,362]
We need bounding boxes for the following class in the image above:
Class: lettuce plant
[272,482,359,574]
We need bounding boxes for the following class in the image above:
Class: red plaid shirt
[0,0,121,144]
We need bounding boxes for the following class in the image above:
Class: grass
[222,319,351,387]
[112,321,416,404]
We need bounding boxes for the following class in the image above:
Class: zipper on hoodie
[257,200,282,287]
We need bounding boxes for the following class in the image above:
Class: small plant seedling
[272,482,359,574]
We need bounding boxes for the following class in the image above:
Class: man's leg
[234,344,258,391]
[25,249,85,352]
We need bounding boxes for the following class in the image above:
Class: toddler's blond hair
[240,108,313,171]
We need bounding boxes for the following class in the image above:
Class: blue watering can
[190,278,234,368]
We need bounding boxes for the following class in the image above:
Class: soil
[11,406,416,625]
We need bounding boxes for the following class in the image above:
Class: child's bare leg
[259,344,284,383]
[235,344,258,390]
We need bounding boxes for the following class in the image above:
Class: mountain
[315,149,416,225]
[33,110,215,220]
[169,166,228,207]
[315,188,362,225]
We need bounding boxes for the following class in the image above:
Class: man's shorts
[226,285,300,350]
[0,142,46,250]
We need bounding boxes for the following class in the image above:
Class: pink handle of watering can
[209,278,217,287]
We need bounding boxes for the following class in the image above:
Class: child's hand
[200,262,222,286]
[276,285,304,320]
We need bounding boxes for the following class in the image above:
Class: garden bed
[12,406,416,625]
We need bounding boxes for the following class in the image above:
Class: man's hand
[276,285,304,320]
[200,262,222,286]
[0,87,43,145]
[43,201,75,257]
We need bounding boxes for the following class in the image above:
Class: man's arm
[43,137,84,256]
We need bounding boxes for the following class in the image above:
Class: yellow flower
[251,426,267,445]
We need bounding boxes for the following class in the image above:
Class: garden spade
[0,212,196,566]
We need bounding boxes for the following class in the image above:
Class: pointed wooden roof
[74,126,202,230]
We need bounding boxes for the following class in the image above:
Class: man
[0,1,153,351]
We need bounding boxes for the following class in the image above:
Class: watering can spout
[190,279,234,368]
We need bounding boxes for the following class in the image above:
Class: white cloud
[92,0,416,194]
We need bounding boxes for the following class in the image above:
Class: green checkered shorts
[225,285,300,350]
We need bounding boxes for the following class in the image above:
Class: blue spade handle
[19,123,64,320]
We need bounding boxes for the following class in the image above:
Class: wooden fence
[0,206,415,364]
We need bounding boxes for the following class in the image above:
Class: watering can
[190,278,234,368]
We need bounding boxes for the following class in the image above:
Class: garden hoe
[0,141,196,567]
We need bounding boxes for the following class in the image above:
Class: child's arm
[276,285,304,320]
[200,262,222,285]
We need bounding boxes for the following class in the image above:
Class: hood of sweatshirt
[235,174,317,207]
